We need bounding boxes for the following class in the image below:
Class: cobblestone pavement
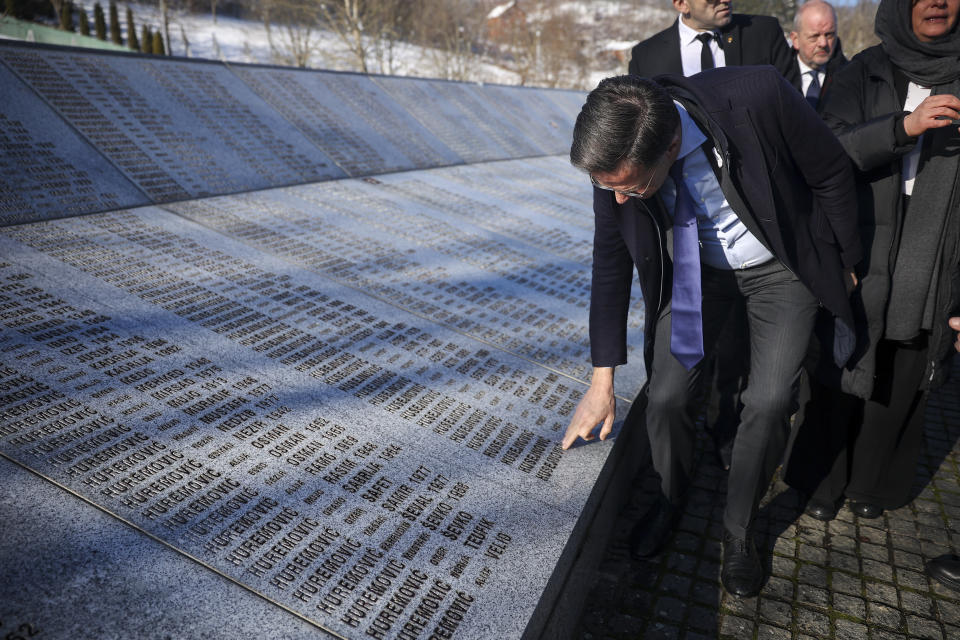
[575,362,960,639]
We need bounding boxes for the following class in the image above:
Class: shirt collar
[674,101,707,163]
[796,55,819,77]
[678,18,717,47]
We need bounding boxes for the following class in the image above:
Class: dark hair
[570,75,680,175]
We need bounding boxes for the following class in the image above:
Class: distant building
[602,40,638,66]
[486,1,527,42]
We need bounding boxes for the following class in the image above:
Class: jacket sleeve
[773,71,862,268]
[820,58,918,173]
[589,187,635,367]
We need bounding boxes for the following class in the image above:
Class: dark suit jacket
[790,39,849,108]
[628,14,800,88]
[588,67,861,376]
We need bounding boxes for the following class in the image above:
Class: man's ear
[667,128,683,158]
[672,0,688,15]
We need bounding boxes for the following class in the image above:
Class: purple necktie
[668,158,704,369]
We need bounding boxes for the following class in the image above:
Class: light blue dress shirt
[659,102,774,270]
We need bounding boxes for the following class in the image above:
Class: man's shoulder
[630,20,680,75]
[631,21,678,53]
[688,65,786,88]
[663,66,789,109]
[849,44,886,66]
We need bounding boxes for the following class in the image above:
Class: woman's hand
[903,94,960,138]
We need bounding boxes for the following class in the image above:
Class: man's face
[592,133,682,206]
[911,0,960,42]
[674,0,733,31]
[790,4,838,69]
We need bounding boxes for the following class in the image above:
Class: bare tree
[261,0,323,67]
[480,0,591,87]
[536,10,589,88]
[414,0,482,81]
[318,0,413,74]
[837,0,880,56]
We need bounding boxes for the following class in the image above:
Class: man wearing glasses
[562,70,860,598]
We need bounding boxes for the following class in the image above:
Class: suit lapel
[716,106,777,252]
[719,21,742,66]
[666,20,684,75]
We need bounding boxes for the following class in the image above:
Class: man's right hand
[562,367,617,449]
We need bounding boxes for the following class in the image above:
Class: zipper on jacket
[640,199,666,314]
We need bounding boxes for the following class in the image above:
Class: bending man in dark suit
[628,0,799,85]
[629,0,799,470]
[561,70,859,597]
[789,0,847,110]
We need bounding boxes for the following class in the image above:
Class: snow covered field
[73,1,674,88]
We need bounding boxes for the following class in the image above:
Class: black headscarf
[875,0,960,85]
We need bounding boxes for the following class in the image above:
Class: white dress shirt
[678,18,726,76]
[659,103,775,270]
[797,57,825,97]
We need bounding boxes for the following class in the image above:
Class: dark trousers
[704,302,748,456]
[645,260,817,539]
[786,337,929,510]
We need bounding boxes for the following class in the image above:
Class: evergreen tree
[140,24,151,53]
[108,1,121,45]
[126,6,139,50]
[5,0,17,18]
[78,5,90,36]
[151,30,164,55]
[63,1,75,31]
[93,3,106,40]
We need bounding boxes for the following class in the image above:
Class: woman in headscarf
[786,0,960,521]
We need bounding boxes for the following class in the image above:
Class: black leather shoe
[926,554,960,591]
[629,495,680,560]
[849,501,883,519]
[721,529,763,598]
[804,497,843,522]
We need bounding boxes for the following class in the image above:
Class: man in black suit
[562,69,859,597]
[628,0,799,86]
[789,0,847,110]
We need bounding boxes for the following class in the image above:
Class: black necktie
[697,32,715,72]
[806,70,821,109]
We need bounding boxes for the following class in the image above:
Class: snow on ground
[69,1,666,88]
[74,2,528,85]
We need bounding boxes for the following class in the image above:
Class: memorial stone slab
[0,42,345,203]
[371,77,548,163]
[0,205,631,639]
[163,165,645,398]
[0,61,149,226]
[231,66,464,177]
[0,455,332,639]
[480,85,583,156]
[540,88,589,126]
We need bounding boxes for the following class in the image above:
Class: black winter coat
[820,44,960,398]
